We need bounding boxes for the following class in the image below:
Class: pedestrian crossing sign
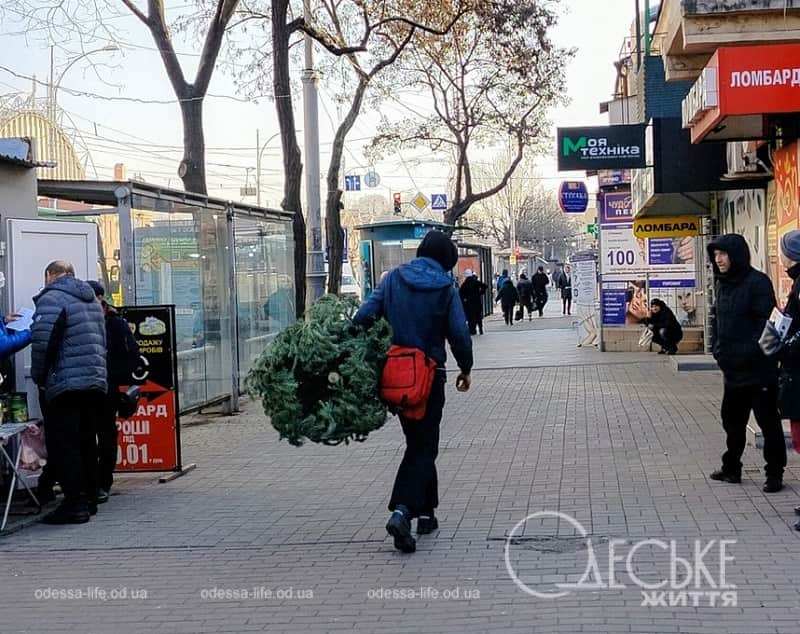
[431,194,448,210]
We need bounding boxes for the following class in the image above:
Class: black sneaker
[41,504,90,525]
[386,510,416,553]
[763,477,784,493]
[709,469,742,484]
[96,489,110,505]
[417,516,439,535]
[794,506,800,516]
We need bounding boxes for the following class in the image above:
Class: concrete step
[671,354,719,372]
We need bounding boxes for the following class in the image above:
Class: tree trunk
[445,200,472,226]
[325,78,368,295]
[325,188,344,294]
[179,94,208,195]
[273,0,306,319]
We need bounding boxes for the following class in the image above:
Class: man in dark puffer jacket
[707,235,787,493]
[31,261,107,524]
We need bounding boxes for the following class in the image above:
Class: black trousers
[721,382,787,478]
[535,294,547,316]
[45,391,102,509]
[502,306,514,325]
[389,372,446,518]
[467,314,484,336]
[562,296,572,314]
[652,328,679,353]
[97,391,120,492]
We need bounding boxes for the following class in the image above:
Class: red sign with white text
[686,44,800,143]
[116,306,181,473]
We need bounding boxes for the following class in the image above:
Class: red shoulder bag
[380,345,437,421]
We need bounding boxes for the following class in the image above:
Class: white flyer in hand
[7,308,34,332]
[770,307,793,340]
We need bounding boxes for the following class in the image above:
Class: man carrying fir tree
[354,231,473,554]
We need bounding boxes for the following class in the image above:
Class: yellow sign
[633,216,701,239]
[509,255,517,265]
[411,192,429,212]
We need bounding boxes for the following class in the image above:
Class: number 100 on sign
[607,249,636,267]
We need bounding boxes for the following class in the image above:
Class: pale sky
[0,0,636,207]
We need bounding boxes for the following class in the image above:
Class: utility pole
[256,129,261,207]
[302,0,325,303]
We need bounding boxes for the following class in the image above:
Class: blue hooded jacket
[0,321,31,359]
[354,257,473,373]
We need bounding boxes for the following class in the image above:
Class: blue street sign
[431,194,448,210]
[364,171,380,188]
[558,181,589,214]
[345,175,361,191]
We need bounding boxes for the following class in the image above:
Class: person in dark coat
[707,234,786,493]
[88,281,141,504]
[31,261,107,524]
[496,268,509,292]
[354,231,473,553]
[775,230,800,528]
[531,266,550,317]
[459,270,487,335]
[557,264,573,315]
[496,277,519,326]
[517,272,534,320]
[644,298,683,354]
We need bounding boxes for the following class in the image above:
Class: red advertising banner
[116,306,182,473]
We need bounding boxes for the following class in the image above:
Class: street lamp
[49,44,119,121]
[256,130,281,207]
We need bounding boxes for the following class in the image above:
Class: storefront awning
[682,44,800,144]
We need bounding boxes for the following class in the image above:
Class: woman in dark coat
[776,230,800,528]
[645,298,683,354]
[531,266,550,317]
[459,270,487,335]
[495,278,519,326]
[516,272,534,320]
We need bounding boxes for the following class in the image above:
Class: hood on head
[397,257,454,290]
[36,275,98,303]
[707,233,751,277]
[650,298,667,310]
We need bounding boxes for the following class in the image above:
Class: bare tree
[121,0,239,195]
[232,0,465,302]
[367,0,571,225]
[469,151,578,258]
[7,0,240,195]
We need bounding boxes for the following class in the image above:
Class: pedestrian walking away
[557,264,573,315]
[644,298,683,355]
[88,281,141,505]
[496,268,509,292]
[517,272,534,320]
[354,231,473,554]
[532,266,550,317]
[31,261,107,525]
[496,276,519,326]
[459,269,488,335]
[706,235,786,493]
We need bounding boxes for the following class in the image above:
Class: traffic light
[393,192,401,215]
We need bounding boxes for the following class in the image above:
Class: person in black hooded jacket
[707,234,786,493]
[495,278,519,326]
[644,298,683,355]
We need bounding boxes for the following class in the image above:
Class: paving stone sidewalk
[2,316,800,634]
